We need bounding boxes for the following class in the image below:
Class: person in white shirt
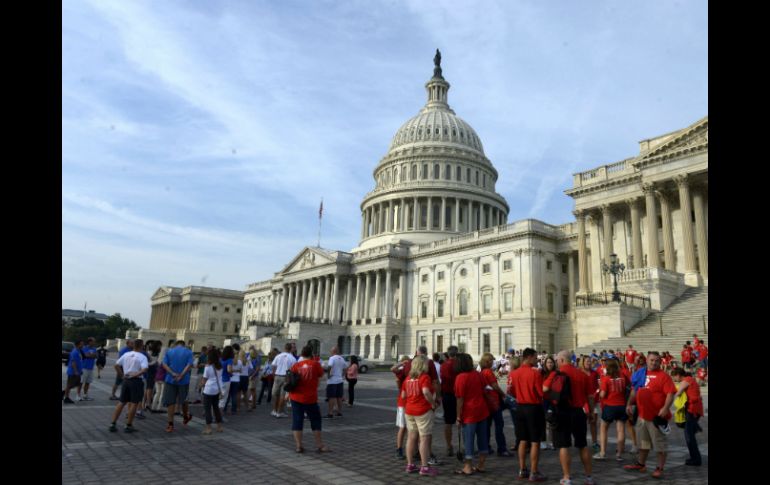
[324,347,348,418]
[271,343,298,418]
[109,340,149,433]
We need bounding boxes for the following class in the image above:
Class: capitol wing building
[146,54,707,361]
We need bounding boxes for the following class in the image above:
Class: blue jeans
[226,380,240,412]
[487,407,508,453]
[463,420,489,460]
[684,412,702,464]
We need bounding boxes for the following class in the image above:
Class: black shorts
[442,393,457,424]
[514,404,545,443]
[66,374,81,388]
[120,378,145,404]
[601,405,628,423]
[326,383,343,399]
[96,359,106,368]
[553,407,588,449]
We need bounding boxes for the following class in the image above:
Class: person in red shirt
[692,334,700,347]
[402,355,438,476]
[288,345,329,453]
[580,356,601,453]
[625,344,638,373]
[454,353,489,475]
[624,351,676,479]
[439,346,459,457]
[479,352,510,457]
[508,348,547,482]
[506,355,523,452]
[671,368,704,466]
[680,344,692,372]
[544,351,596,485]
[595,359,628,461]
[695,341,708,372]
[539,356,557,451]
[390,355,412,459]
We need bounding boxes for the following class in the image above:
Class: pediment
[151,286,178,300]
[280,247,337,275]
[641,118,708,160]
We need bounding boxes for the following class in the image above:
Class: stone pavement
[62,363,708,484]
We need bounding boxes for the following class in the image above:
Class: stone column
[374,270,381,319]
[401,199,407,232]
[658,191,676,271]
[441,197,446,231]
[488,205,493,229]
[385,201,392,233]
[642,183,660,268]
[364,272,371,320]
[323,275,332,322]
[627,198,643,269]
[469,201,475,231]
[385,269,392,319]
[575,209,589,294]
[413,197,418,230]
[427,197,433,229]
[292,283,299,318]
[567,251,575,310]
[693,187,708,278]
[601,204,613,263]
[455,198,460,232]
[675,174,697,274]
[399,271,406,322]
[316,278,324,321]
[304,280,312,318]
[282,284,289,322]
[331,275,339,322]
[342,278,353,323]
[353,274,361,321]
[361,212,366,239]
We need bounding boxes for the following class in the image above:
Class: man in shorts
[271,342,297,417]
[509,348,547,482]
[110,339,134,400]
[63,340,84,404]
[96,344,107,378]
[78,337,97,401]
[109,339,148,433]
[439,346,458,457]
[161,340,194,433]
[624,352,676,479]
[324,346,347,418]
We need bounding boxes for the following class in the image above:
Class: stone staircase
[575,286,708,356]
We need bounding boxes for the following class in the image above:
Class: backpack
[545,371,571,425]
[283,369,301,392]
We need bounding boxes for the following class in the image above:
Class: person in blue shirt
[161,340,194,432]
[79,337,97,401]
[110,339,134,400]
[63,340,84,404]
[625,355,647,454]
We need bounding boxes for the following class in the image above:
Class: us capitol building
[144,52,707,361]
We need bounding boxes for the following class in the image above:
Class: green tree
[61,313,140,345]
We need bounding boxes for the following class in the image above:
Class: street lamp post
[601,253,625,303]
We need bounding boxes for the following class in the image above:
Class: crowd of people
[63,334,706,483]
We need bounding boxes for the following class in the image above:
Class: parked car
[62,341,75,364]
[341,354,369,373]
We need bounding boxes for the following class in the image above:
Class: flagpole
[317,197,323,248]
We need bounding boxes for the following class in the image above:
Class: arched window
[433,164,440,179]
[445,164,451,180]
[459,289,468,316]
[394,168,399,184]
[411,164,417,180]
[457,166,462,180]
[466,168,471,183]
[402,165,407,182]
[422,164,428,179]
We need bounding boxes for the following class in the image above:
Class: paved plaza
[62,359,707,484]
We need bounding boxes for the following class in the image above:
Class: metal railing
[575,291,651,309]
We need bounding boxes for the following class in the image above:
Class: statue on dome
[433,49,443,78]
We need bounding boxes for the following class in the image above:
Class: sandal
[453,469,474,475]
[316,446,331,453]
[472,467,485,473]
[295,447,305,453]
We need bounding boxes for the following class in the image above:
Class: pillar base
[684,271,703,287]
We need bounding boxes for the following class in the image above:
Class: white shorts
[396,406,406,428]
[82,369,94,384]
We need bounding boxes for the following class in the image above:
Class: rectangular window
[546,261,552,271]
[224,307,230,313]
[419,332,427,347]
[483,294,492,314]
[483,333,490,353]
[563,294,569,314]
[422,164,428,179]
[504,333,512,353]
[236,308,241,313]
[547,293,554,313]
[436,335,444,353]
[437,299,444,317]
[421,301,428,318]
[437,271,445,281]
[212,306,217,312]
[562,263,567,274]
[475,171,479,185]
[421,274,428,284]
[467,168,471,182]
[209,321,216,332]
[482,263,491,274]
[222,322,228,333]
[504,291,513,312]
[503,260,512,271]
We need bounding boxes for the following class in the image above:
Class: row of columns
[361,197,506,238]
[281,270,406,324]
[574,174,708,294]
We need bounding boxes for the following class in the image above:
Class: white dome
[389,110,484,154]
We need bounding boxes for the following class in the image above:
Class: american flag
[319,199,323,219]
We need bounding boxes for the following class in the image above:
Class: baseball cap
[653,416,671,435]
[507,348,515,353]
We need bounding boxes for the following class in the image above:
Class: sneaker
[529,471,547,482]
[109,396,119,400]
[651,467,663,479]
[615,454,624,462]
[540,442,548,450]
[427,455,441,466]
[592,452,605,460]
[108,424,117,432]
[82,396,94,401]
[277,412,288,418]
[76,396,84,402]
[584,477,596,485]
[124,426,136,433]
[623,462,646,473]
[63,397,75,404]
[629,445,638,454]
[183,414,193,425]
[270,411,277,417]
[419,466,438,476]
[559,479,572,485]
[518,468,530,480]
[405,464,419,473]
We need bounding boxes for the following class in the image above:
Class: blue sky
[62,0,708,326]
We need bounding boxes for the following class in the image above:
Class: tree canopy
[62,313,140,345]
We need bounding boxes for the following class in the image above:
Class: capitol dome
[357,50,510,250]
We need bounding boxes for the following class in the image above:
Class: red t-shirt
[544,364,592,409]
[636,369,676,421]
[454,371,489,424]
[440,358,457,394]
[625,349,638,364]
[695,345,708,360]
[682,376,704,416]
[481,368,498,396]
[599,375,627,406]
[288,360,324,405]
[509,364,544,405]
[681,349,692,363]
[404,374,433,416]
